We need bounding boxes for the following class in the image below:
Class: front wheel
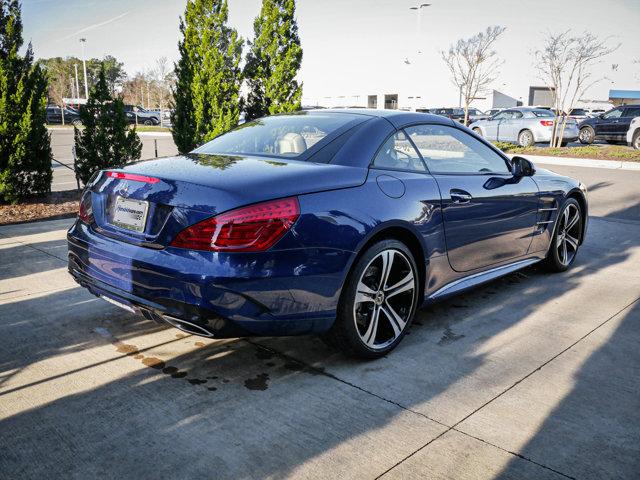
[544,198,582,272]
[579,126,594,144]
[473,127,482,136]
[144,119,154,126]
[633,130,640,150]
[324,239,419,358]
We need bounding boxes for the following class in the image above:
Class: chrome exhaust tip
[162,315,215,338]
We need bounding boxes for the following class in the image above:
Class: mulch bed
[0,190,80,226]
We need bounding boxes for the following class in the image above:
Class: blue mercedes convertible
[67,110,588,358]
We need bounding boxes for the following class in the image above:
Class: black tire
[560,141,569,147]
[543,198,582,273]
[143,119,154,126]
[473,127,482,136]
[518,129,534,147]
[323,239,419,359]
[578,126,594,144]
[633,130,640,150]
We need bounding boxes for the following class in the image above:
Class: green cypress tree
[74,64,142,184]
[244,0,303,121]
[171,0,243,154]
[0,0,52,203]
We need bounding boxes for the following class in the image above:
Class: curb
[510,154,640,171]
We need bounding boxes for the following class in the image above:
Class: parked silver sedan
[469,107,579,147]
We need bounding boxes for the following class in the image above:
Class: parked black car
[123,105,160,125]
[578,105,640,144]
[46,105,81,125]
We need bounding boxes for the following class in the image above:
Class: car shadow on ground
[0,207,639,478]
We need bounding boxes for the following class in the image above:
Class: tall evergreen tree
[244,0,303,121]
[0,0,52,203]
[171,0,243,154]
[74,64,142,184]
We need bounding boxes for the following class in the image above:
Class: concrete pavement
[1,164,639,479]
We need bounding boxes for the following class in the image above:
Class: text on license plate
[112,196,149,232]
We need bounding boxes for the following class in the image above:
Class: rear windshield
[531,109,555,117]
[194,113,362,158]
[570,109,587,115]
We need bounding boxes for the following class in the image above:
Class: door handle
[450,189,472,204]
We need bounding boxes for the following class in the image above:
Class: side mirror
[511,156,535,177]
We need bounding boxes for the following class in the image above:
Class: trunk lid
[89,153,367,247]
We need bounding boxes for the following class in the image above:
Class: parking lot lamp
[79,38,88,99]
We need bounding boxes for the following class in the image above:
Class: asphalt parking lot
[1,162,639,479]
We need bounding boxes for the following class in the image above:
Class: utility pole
[79,38,89,99]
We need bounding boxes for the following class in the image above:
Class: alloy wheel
[579,127,593,144]
[353,249,416,350]
[556,204,581,267]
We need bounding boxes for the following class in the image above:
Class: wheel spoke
[362,306,380,346]
[556,232,564,247]
[561,239,568,264]
[385,271,414,298]
[381,302,405,339]
[565,233,579,250]
[563,207,569,227]
[378,250,394,290]
[356,281,376,305]
[566,209,579,230]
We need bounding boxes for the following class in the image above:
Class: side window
[512,111,523,119]
[493,111,511,120]
[603,108,623,119]
[405,124,511,175]
[623,107,640,118]
[372,131,426,172]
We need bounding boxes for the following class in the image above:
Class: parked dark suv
[46,105,81,126]
[123,105,160,125]
[578,105,640,144]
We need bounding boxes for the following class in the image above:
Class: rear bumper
[68,220,352,337]
[534,125,579,143]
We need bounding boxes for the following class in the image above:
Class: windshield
[194,113,362,158]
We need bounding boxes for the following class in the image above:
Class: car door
[500,110,523,141]
[485,110,511,141]
[620,107,640,138]
[405,123,539,272]
[596,107,624,137]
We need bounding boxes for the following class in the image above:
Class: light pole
[74,64,80,103]
[409,3,431,53]
[79,38,88,99]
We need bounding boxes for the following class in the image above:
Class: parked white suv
[627,117,640,150]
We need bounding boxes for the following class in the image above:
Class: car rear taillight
[79,189,93,224]
[540,120,554,127]
[170,197,300,252]
[107,171,160,183]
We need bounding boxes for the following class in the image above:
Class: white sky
[22,0,640,109]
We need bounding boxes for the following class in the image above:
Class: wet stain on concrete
[133,354,144,359]
[207,386,218,391]
[244,373,270,391]
[171,371,187,379]
[114,342,139,356]
[194,341,205,347]
[163,366,179,375]
[175,333,187,338]
[438,327,466,346]
[188,378,208,385]
[207,375,219,380]
[142,357,166,370]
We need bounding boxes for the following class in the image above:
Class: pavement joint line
[448,427,576,480]
[376,295,640,479]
